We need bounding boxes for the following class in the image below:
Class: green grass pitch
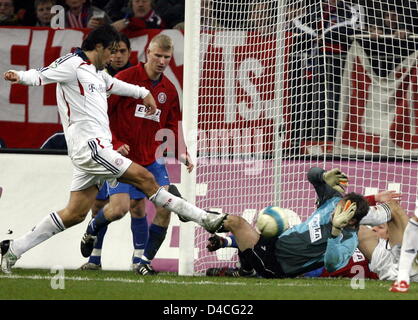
[0,268,416,300]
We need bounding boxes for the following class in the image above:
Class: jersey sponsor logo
[158,92,167,104]
[352,248,366,262]
[88,83,106,93]
[308,214,322,243]
[135,104,161,122]
[115,158,123,166]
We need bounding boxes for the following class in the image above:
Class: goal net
[180,0,418,275]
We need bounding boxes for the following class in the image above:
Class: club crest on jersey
[158,92,167,104]
[308,214,322,243]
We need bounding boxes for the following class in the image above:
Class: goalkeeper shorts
[241,236,285,279]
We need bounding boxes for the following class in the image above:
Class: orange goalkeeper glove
[331,200,357,237]
[323,168,348,194]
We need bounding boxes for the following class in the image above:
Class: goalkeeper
[203,167,370,278]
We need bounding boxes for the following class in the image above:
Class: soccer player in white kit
[0,24,226,273]
[357,200,418,293]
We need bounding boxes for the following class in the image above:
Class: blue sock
[224,235,238,248]
[141,224,167,264]
[87,209,111,236]
[131,216,149,264]
[88,225,108,265]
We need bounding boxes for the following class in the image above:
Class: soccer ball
[255,206,301,238]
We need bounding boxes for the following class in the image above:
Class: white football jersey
[15,50,149,158]
[370,238,418,282]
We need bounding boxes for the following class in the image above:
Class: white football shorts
[70,138,132,191]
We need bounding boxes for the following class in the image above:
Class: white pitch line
[0,274,145,284]
[0,274,245,286]
[0,274,390,288]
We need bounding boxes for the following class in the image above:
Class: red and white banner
[1,28,418,157]
[0,27,184,149]
[337,40,418,156]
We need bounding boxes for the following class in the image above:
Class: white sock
[132,249,144,262]
[11,212,65,258]
[397,219,418,284]
[360,203,391,226]
[149,187,206,224]
[91,249,102,257]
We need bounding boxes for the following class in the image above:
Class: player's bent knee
[110,206,129,220]
[154,210,171,225]
[61,209,90,227]
[126,165,159,196]
[130,209,146,219]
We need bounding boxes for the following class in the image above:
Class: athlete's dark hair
[81,24,121,51]
[119,32,131,51]
[343,192,370,226]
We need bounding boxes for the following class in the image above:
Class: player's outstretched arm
[375,190,401,203]
[307,167,342,207]
[4,69,42,86]
[5,57,77,86]
[104,73,155,114]
[4,70,20,83]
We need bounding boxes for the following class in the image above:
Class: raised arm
[307,167,343,207]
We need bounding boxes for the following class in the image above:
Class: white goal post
[180,0,418,275]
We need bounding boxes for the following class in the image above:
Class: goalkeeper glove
[206,235,226,252]
[331,200,357,237]
[323,168,348,193]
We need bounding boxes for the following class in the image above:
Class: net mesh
[190,0,418,274]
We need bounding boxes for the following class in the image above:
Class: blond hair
[148,34,174,52]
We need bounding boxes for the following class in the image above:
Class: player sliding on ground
[204,167,370,278]
[0,25,226,273]
[205,168,399,278]
[206,189,400,278]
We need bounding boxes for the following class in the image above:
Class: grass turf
[0,268,416,300]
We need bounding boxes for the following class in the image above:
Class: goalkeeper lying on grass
[206,169,404,281]
[202,167,370,278]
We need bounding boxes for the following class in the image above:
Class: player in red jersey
[78,33,194,275]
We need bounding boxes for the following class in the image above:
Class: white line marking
[0,274,388,288]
